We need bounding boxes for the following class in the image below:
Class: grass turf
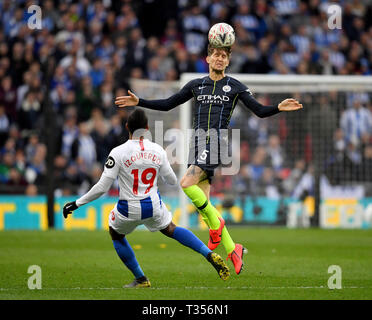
[0,227,372,300]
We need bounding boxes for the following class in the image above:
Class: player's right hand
[63,201,78,219]
[115,90,139,108]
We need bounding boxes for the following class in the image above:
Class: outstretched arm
[115,82,194,111]
[76,175,115,206]
[239,91,303,118]
[63,175,115,218]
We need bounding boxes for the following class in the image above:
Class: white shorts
[108,202,172,235]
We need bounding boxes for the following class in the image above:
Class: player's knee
[161,222,176,237]
[109,226,124,241]
[180,176,193,189]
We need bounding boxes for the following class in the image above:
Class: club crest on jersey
[105,156,115,169]
[222,85,231,93]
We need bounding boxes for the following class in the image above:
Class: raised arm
[239,91,303,118]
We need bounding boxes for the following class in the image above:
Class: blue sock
[172,226,212,258]
[112,238,145,279]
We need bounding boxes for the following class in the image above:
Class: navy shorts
[187,141,221,184]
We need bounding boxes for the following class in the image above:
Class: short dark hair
[126,109,148,134]
[207,44,232,57]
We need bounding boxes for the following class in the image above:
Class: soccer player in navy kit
[115,45,303,275]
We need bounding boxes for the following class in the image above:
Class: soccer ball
[208,23,235,47]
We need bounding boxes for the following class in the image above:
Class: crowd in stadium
[0,0,372,199]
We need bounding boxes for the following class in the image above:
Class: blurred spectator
[306,95,338,164]
[71,122,96,172]
[290,25,310,56]
[61,107,79,159]
[182,5,209,54]
[292,165,315,199]
[89,58,105,88]
[9,42,28,87]
[245,146,267,182]
[25,143,47,184]
[175,48,195,76]
[0,76,17,122]
[25,184,38,196]
[107,113,129,150]
[18,90,42,130]
[362,145,372,181]
[266,134,286,172]
[282,159,306,196]
[7,168,27,193]
[91,117,111,164]
[340,97,372,148]
[273,0,300,16]
[126,28,146,72]
[257,167,281,199]
[76,76,100,121]
[160,19,183,48]
[25,133,42,163]
[232,3,267,42]
[0,105,9,147]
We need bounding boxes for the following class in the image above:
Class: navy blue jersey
[138,75,280,132]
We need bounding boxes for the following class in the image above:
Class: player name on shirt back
[124,151,162,168]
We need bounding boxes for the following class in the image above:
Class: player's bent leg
[197,179,236,254]
[109,227,150,288]
[160,222,211,258]
[195,179,211,228]
[182,182,225,250]
[181,165,223,231]
[160,222,230,280]
[182,173,225,250]
[180,166,211,228]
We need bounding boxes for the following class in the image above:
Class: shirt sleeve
[239,90,281,118]
[159,149,177,185]
[76,175,115,207]
[138,80,194,111]
[101,149,120,179]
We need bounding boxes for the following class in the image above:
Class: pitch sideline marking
[0,286,370,291]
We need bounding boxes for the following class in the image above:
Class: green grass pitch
[1,227,372,300]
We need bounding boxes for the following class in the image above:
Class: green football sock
[183,185,221,230]
[220,226,236,254]
[183,185,236,254]
[197,208,235,254]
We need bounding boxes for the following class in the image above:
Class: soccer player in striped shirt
[115,45,303,274]
[63,109,230,287]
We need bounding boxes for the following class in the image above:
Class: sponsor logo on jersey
[198,86,207,90]
[197,94,230,104]
[105,156,115,169]
[222,85,231,92]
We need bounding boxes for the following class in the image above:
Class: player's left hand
[278,98,303,111]
[63,201,78,219]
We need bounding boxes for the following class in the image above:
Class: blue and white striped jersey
[102,138,177,219]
